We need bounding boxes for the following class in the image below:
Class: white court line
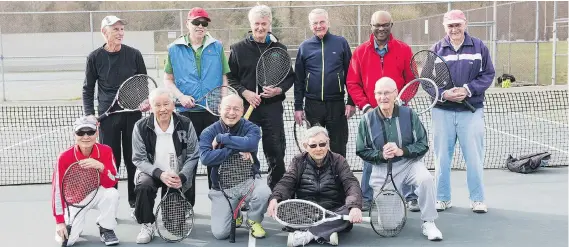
[248,228,256,247]
[511,112,569,128]
[0,126,69,151]
[486,126,568,154]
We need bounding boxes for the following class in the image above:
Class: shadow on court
[0,168,566,247]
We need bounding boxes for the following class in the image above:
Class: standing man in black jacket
[227,4,295,190]
[82,16,148,217]
[294,8,356,158]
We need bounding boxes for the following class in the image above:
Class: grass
[495,41,567,85]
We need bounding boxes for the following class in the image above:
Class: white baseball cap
[73,116,98,132]
[101,15,127,30]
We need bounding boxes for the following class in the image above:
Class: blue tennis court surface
[2,168,566,247]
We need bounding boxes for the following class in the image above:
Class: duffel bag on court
[506,152,551,174]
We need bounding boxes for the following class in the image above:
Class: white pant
[54,187,120,246]
[370,160,438,222]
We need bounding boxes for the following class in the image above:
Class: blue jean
[432,107,485,202]
[361,162,417,203]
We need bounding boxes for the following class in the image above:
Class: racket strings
[411,51,452,89]
[156,192,194,241]
[257,49,291,87]
[398,79,439,112]
[276,201,324,226]
[218,154,255,198]
[205,87,237,116]
[370,190,407,237]
[62,164,99,206]
[294,120,310,152]
[117,76,156,109]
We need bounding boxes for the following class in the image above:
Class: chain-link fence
[0,1,567,101]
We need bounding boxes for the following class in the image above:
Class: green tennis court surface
[2,169,566,247]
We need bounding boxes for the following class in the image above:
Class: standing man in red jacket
[52,116,120,246]
[346,10,417,212]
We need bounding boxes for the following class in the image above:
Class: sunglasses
[307,142,327,149]
[76,130,96,136]
[190,19,209,27]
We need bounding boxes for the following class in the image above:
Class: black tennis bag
[506,152,551,174]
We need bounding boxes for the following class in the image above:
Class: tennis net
[1,87,567,185]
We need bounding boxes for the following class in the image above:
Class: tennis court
[1,168,566,247]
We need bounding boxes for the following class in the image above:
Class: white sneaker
[471,201,488,213]
[422,221,443,241]
[287,230,315,247]
[328,232,339,246]
[435,200,452,212]
[136,223,154,244]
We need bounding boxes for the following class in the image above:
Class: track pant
[133,171,170,224]
[246,101,286,190]
[291,205,353,242]
[98,111,141,207]
[180,111,218,205]
[304,99,348,157]
[361,162,416,203]
[207,178,271,240]
[54,187,120,246]
[370,160,438,222]
[432,107,485,202]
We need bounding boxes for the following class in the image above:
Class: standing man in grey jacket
[131,88,200,244]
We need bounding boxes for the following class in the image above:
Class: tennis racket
[243,47,291,119]
[175,85,238,116]
[154,153,194,243]
[61,162,100,247]
[410,50,476,113]
[218,153,256,243]
[395,78,439,115]
[369,159,407,237]
[274,199,371,228]
[293,119,311,153]
[97,74,158,121]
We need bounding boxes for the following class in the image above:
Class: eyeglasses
[76,130,96,136]
[374,89,397,97]
[371,23,392,29]
[190,19,209,27]
[307,142,327,149]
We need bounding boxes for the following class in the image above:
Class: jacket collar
[305,150,332,169]
[368,33,394,48]
[146,112,182,131]
[171,32,217,49]
[313,31,331,41]
[218,118,244,133]
[74,143,101,161]
[376,104,401,120]
[442,31,474,48]
[246,31,279,43]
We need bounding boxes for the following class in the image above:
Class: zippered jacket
[294,32,354,111]
[346,34,414,112]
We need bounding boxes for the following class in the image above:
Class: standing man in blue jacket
[294,8,356,158]
[431,10,495,214]
[163,7,231,206]
[199,94,271,240]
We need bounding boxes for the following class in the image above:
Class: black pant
[133,172,168,224]
[180,111,217,206]
[98,111,141,207]
[246,101,286,190]
[304,99,349,157]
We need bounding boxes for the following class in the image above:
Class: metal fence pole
[551,1,557,85]
[90,12,94,50]
[179,10,184,36]
[447,1,451,12]
[357,5,361,45]
[492,1,497,77]
[534,1,539,85]
[0,26,4,102]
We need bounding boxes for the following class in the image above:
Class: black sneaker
[100,227,119,246]
[408,199,420,212]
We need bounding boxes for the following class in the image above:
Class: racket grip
[342,215,372,223]
[96,114,108,122]
[244,105,254,120]
[61,225,71,246]
[463,101,476,113]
